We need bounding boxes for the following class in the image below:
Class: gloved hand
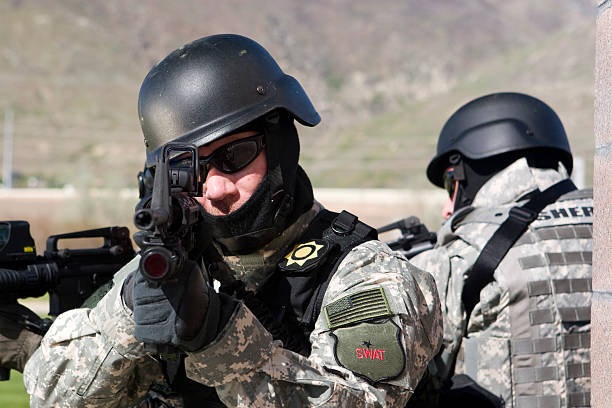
[123,259,222,352]
[0,303,48,372]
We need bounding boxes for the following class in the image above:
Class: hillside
[0,0,596,190]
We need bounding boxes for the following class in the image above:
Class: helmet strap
[263,111,294,232]
[262,111,313,230]
[448,155,471,212]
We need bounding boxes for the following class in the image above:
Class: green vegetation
[0,371,30,408]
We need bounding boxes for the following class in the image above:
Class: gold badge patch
[279,239,330,273]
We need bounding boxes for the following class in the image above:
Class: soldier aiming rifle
[23,34,443,408]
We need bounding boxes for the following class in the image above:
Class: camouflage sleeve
[185,240,442,407]
[410,234,480,388]
[23,256,163,408]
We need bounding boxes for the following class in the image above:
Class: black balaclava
[201,111,314,254]
[450,155,495,212]
[451,149,561,212]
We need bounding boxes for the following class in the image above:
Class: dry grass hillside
[0,0,596,230]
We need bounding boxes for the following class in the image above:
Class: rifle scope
[139,246,179,282]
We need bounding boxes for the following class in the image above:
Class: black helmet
[426,92,573,188]
[138,34,320,166]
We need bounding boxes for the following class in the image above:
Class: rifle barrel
[0,265,56,295]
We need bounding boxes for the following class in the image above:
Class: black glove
[123,259,222,352]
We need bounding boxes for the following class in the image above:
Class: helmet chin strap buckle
[448,154,471,212]
[449,154,466,182]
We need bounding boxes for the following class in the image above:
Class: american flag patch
[324,287,392,329]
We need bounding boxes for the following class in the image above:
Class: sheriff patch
[278,239,331,273]
[537,206,593,221]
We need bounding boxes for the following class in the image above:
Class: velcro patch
[324,287,391,330]
[331,319,405,383]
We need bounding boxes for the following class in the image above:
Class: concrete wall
[593,1,612,406]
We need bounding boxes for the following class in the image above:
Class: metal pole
[2,109,14,189]
[593,1,612,406]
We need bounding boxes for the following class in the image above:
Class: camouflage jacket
[24,204,442,408]
[411,158,592,407]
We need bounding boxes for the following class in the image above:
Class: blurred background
[0,0,596,246]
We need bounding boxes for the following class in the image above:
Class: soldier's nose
[204,169,238,202]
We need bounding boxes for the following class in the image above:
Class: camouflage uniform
[411,158,592,407]
[24,203,442,408]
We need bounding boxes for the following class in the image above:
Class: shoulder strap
[307,210,378,327]
[461,179,577,320]
[324,210,378,249]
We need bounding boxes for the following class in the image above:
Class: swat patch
[331,319,405,383]
[278,239,331,273]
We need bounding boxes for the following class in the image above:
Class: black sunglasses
[170,133,265,180]
[442,168,457,198]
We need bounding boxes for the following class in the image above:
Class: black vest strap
[309,210,378,326]
[282,209,377,333]
[461,179,577,320]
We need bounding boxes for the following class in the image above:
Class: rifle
[377,216,437,259]
[0,220,135,380]
[133,143,204,285]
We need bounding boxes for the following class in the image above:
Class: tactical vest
[456,188,592,408]
[157,209,377,407]
[222,209,378,356]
